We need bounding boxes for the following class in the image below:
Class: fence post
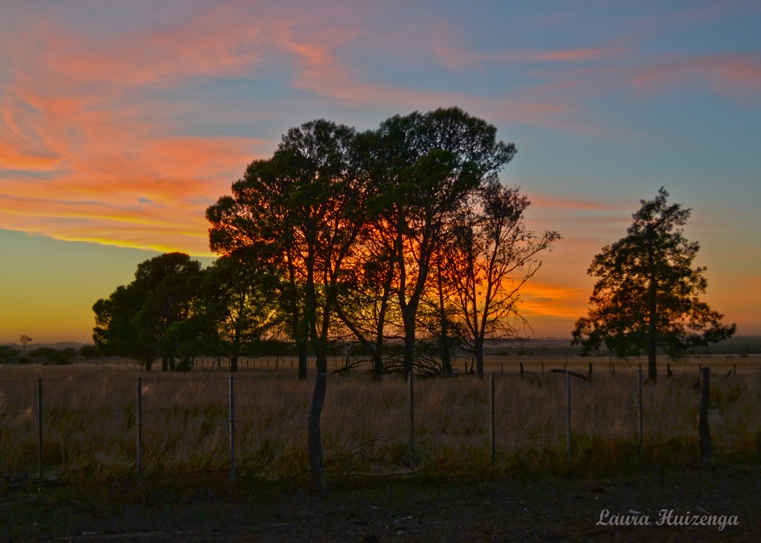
[699,367,711,468]
[490,372,496,464]
[136,377,143,486]
[37,378,43,493]
[566,371,572,461]
[637,365,643,453]
[229,375,235,482]
[409,373,414,470]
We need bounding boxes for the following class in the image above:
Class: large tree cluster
[92,109,556,380]
[205,107,558,380]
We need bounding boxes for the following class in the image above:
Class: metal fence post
[409,373,414,470]
[137,377,142,486]
[38,378,43,493]
[638,366,643,453]
[566,371,572,460]
[229,375,235,482]
[490,372,495,464]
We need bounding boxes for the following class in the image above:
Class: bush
[78,345,101,359]
[28,347,75,365]
[0,345,20,363]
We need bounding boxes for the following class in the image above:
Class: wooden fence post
[137,377,143,487]
[38,378,43,493]
[490,372,495,464]
[699,367,712,468]
[638,366,643,452]
[566,372,572,460]
[409,373,415,470]
[229,375,235,481]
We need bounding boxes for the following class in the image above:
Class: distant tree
[0,345,20,363]
[78,345,101,360]
[28,347,75,364]
[133,255,203,371]
[196,252,282,372]
[93,252,203,371]
[572,188,735,381]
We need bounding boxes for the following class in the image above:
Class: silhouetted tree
[367,107,516,377]
[572,188,735,381]
[444,184,559,377]
[78,345,101,359]
[208,119,368,493]
[93,252,203,371]
[199,252,282,371]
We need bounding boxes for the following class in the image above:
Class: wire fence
[1,363,760,488]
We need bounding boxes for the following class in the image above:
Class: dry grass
[1,355,759,482]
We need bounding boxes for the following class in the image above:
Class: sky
[1,0,760,343]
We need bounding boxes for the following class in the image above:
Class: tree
[93,252,203,371]
[197,252,282,372]
[367,107,516,377]
[207,119,368,493]
[443,183,560,378]
[572,188,735,380]
[78,345,101,359]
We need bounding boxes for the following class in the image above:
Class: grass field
[1,355,760,483]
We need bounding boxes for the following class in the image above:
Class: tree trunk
[230,353,238,373]
[372,349,384,381]
[161,355,168,372]
[475,337,484,379]
[297,339,308,380]
[308,366,328,495]
[144,356,152,372]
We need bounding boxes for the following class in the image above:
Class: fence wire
[1,366,759,483]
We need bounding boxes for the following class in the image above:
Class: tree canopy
[572,188,735,380]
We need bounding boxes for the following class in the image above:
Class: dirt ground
[2,463,760,543]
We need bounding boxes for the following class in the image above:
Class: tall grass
[0,357,759,482]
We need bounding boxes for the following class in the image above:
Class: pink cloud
[430,21,621,72]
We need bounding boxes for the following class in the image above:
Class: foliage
[572,188,735,379]
[93,252,204,370]
[0,345,20,363]
[28,347,76,364]
[78,345,101,359]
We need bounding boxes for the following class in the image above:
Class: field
[1,355,760,483]
[2,356,761,542]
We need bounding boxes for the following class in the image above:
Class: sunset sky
[1,0,760,344]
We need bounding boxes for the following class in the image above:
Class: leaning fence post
[566,371,572,460]
[136,377,143,486]
[37,378,43,493]
[409,373,415,470]
[490,372,496,464]
[699,367,712,468]
[638,365,643,453]
[229,375,235,482]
